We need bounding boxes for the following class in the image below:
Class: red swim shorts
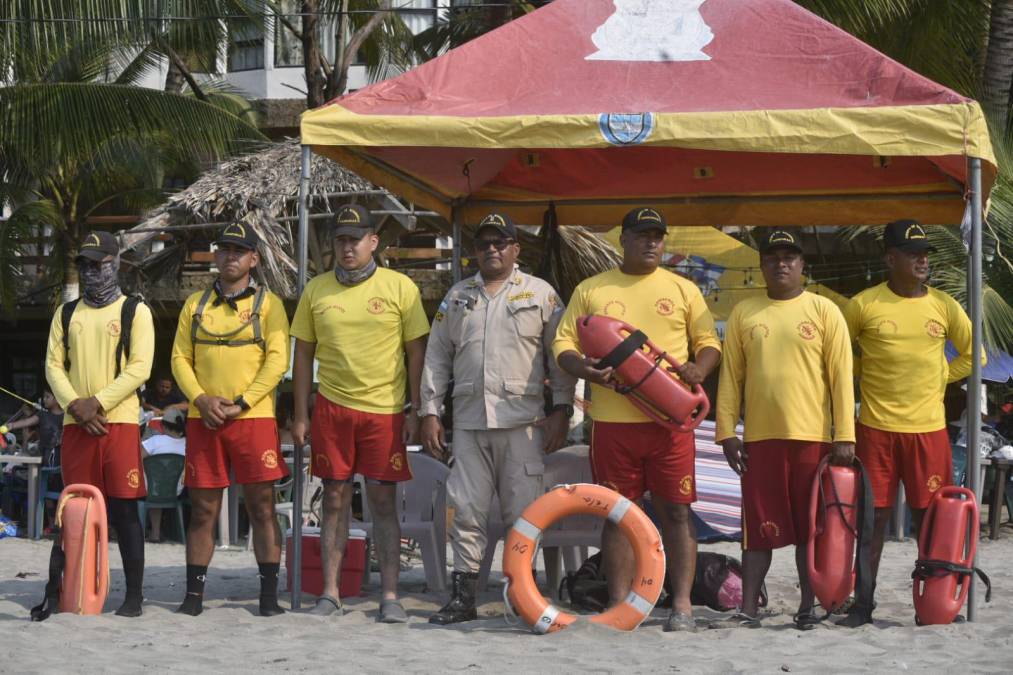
[309,394,411,483]
[589,421,696,504]
[856,422,951,509]
[185,417,288,488]
[62,423,146,499]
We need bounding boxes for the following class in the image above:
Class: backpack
[559,551,767,613]
[189,285,267,350]
[61,295,144,404]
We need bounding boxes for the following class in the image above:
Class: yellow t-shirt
[552,267,721,423]
[843,283,979,433]
[45,296,155,425]
[171,286,291,420]
[290,268,430,413]
[715,291,855,444]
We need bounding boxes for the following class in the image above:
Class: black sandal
[793,611,822,631]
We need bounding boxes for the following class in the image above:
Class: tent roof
[301,0,995,229]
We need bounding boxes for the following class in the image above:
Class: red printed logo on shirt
[603,300,627,317]
[238,309,252,323]
[925,320,945,338]
[107,320,121,337]
[749,323,770,340]
[797,321,817,341]
[655,298,675,316]
[367,297,386,315]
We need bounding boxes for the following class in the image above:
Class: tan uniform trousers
[447,425,545,572]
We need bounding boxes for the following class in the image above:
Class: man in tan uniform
[420,213,577,625]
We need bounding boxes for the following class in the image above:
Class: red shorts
[185,418,288,488]
[856,422,951,509]
[740,440,829,551]
[589,421,696,504]
[62,424,146,499]
[310,394,411,483]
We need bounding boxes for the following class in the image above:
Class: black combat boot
[429,571,479,625]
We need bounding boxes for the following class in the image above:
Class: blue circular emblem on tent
[599,113,655,145]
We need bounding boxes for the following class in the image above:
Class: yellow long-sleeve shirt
[716,291,855,444]
[45,296,155,425]
[552,267,721,423]
[843,283,981,433]
[171,286,290,420]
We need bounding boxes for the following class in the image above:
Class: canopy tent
[301,0,995,229]
[294,0,994,617]
[947,343,1013,384]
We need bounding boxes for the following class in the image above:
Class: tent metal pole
[452,205,462,283]
[967,156,983,622]
[291,144,312,611]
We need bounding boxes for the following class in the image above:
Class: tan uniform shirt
[421,268,576,430]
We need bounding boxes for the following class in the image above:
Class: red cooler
[285,527,367,598]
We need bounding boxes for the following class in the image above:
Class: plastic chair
[34,466,63,534]
[351,452,450,593]
[477,445,598,594]
[248,461,310,550]
[138,455,186,544]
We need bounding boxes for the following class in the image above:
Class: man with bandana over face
[291,204,429,622]
[42,230,155,618]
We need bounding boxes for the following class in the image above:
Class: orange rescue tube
[503,483,665,633]
[912,486,979,625]
[806,457,859,612]
[56,483,109,615]
[576,315,709,432]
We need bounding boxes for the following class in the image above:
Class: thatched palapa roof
[125,138,376,298]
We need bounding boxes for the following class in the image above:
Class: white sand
[2,531,1011,673]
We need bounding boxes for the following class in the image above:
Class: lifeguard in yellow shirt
[554,207,722,633]
[716,230,855,630]
[42,230,155,619]
[837,220,979,628]
[171,223,291,617]
[290,205,429,622]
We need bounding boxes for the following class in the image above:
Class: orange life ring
[503,483,665,633]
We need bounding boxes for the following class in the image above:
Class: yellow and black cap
[621,207,667,233]
[883,219,935,253]
[759,229,803,255]
[333,204,374,238]
[214,222,259,251]
[475,212,517,239]
[75,231,119,263]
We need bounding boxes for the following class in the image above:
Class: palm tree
[0,2,267,309]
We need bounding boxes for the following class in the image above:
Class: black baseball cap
[883,219,935,253]
[333,204,374,238]
[475,212,517,239]
[759,229,804,255]
[75,231,119,263]
[214,222,259,251]
[621,207,667,233]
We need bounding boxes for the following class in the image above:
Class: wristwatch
[551,403,574,419]
[233,396,251,411]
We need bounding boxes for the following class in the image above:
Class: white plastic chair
[351,452,450,593]
[477,445,599,595]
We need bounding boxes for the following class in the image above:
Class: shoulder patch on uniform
[434,311,445,323]
[508,291,535,302]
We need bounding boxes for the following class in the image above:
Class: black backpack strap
[60,299,80,371]
[115,296,142,378]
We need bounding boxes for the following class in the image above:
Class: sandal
[663,611,697,633]
[308,595,343,616]
[708,612,762,629]
[378,599,409,624]
[793,610,822,631]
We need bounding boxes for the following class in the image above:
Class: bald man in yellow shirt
[554,207,721,633]
[837,219,981,628]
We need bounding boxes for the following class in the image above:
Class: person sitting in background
[143,374,188,416]
[4,390,64,464]
[141,407,187,542]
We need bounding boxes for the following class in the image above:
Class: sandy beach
[2,526,1011,674]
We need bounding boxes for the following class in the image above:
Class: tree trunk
[164,59,185,94]
[302,0,325,108]
[983,0,1013,132]
[329,0,390,99]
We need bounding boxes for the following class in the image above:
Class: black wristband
[233,396,251,411]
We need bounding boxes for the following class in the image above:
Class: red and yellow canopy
[301,0,995,228]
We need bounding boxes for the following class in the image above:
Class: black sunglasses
[474,238,515,252]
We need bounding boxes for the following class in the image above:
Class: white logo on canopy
[586,0,713,62]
